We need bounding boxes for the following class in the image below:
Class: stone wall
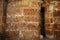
[6,0,40,40]
[45,1,60,39]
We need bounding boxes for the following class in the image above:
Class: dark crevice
[40,0,46,38]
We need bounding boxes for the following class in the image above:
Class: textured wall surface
[45,1,60,39]
[0,0,3,32]
[0,0,60,40]
[6,0,40,40]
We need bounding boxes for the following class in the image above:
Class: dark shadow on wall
[40,1,46,38]
[0,0,10,40]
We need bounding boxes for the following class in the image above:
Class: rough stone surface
[6,0,40,40]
